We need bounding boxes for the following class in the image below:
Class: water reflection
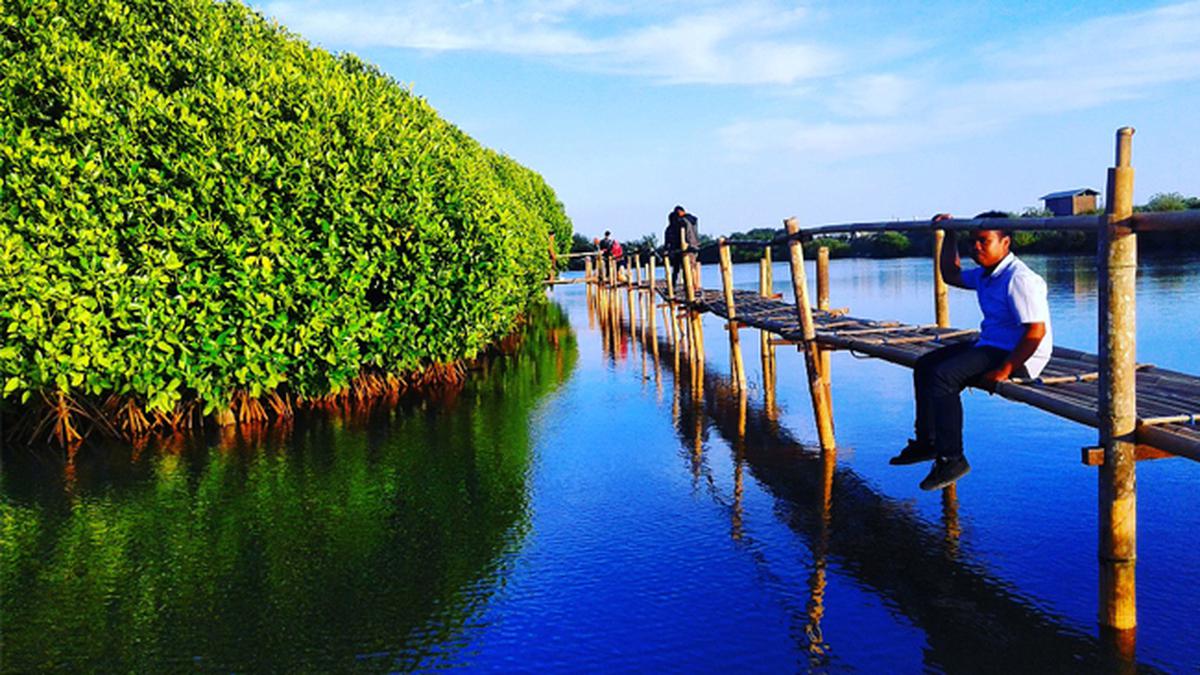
[599,295,1158,673]
[0,304,578,672]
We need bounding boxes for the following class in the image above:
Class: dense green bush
[0,0,572,419]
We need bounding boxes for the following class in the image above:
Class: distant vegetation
[705,192,1200,263]
[0,0,571,442]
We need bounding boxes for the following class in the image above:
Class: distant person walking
[666,205,699,287]
[598,231,614,257]
[890,212,1053,491]
[596,230,624,274]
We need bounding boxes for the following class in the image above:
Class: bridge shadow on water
[591,289,1149,674]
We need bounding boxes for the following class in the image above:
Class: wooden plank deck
[647,280,1200,462]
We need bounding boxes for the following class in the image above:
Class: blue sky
[251,0,1200,242]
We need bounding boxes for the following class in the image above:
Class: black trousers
[913,341,1026,458]
[669,251,683,286]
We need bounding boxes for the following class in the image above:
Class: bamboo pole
[626,276,636,335]
[632,254,642,327]
[681,240,704,363]
[718,239,746,390]
[664,252,675,299]
[759,252,777,418]
[647,260,659,361]
[816,246,833,411]
[1098,126,1138,636]
[784,217,836,451]
[933,229,950,328]
[765,244,774,292]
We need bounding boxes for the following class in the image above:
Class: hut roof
[1041,188,1100,200]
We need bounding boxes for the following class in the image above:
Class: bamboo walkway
[647,281,1200,463]
[580,128,1197,643]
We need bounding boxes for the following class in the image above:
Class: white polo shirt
[960,253,1053,378]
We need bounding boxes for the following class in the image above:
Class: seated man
[890,212,1052,491]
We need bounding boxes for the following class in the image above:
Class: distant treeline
[569,192,1200,268]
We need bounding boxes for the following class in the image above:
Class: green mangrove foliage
[0,304,578,671]
[0,0,572,430]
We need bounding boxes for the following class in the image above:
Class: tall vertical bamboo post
[765,244,774,292]
[681,239,699,357]
[662,253,678,346]
[680,223,705,358]
[624,253,635,332]
[647,256,657,308]
[816,246,833,412]
[718,239,746,390]
[759,251,778,418]
[687,249,705,361]
[933,230,951,328]
[633,252,643,322]
[934,228,956,526]
[784,217,836,451]
[1098,127,1137,637]
[648,257,659,352]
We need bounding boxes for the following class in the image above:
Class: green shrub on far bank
[0,0,571,427]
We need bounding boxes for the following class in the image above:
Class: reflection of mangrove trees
[0,304,577,672]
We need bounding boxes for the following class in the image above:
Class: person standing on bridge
[891,212,1053,491]
[666,205,699,287]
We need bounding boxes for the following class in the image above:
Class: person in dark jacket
[666,205,699,287]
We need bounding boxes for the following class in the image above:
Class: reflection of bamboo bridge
[577,128,1199,661]
[590,300,1161,671]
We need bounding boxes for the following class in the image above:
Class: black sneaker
[889,438,937,465]
[919,456,971,491]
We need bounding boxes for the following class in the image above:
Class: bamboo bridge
[567,128,1199,655]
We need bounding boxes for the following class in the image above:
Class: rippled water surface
[3,255,1199,672]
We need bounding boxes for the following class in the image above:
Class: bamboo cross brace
[827,323,919,337]
[1137,413,1200,426]
[864,329,978,345]
[1012,363,1154,386]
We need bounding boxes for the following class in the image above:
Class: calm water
[3,255,1198,672]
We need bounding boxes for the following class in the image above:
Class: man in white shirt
[890,212,1052,490]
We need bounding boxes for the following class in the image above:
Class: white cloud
[259,0,840,85]
[719,1,1200,161]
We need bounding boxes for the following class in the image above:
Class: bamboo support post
[784,217,836,451]
[647,268,659,360]
[647,256,657,335]
[664,253,675,299]
[759,252,777,394]
[933,229,950,328]
[816,246,833,410]
[626,276,636,334]
[1098,126,1138,636]
[681,242,704,363]
[764,244,774,292]
[718,239,746,390]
